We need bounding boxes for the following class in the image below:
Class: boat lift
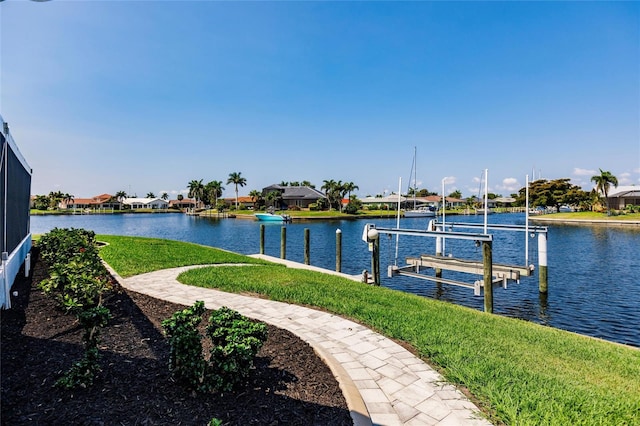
[363,221,548,313]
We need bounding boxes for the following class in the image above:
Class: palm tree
[590,169,618,213]
[146,192,156,199]
[115,190,128,202]
[187,179,205,208]
[205,180,225,209]
[62,193,74,209]
[322,179,345,211]
[265,190,280,209]
[48,191,64,210]
[227,172,247,211]
[161,192,169,201]
[343,182,359,200]
[249,189,263,209]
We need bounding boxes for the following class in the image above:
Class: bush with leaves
[161,301,207,390]
[37,227,113,388]
[162,301,268,393]
[204,306,268,392]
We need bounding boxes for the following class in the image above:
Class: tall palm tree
[227,172,247,211]
[205,180,225,209]
[161,192,169,201]
[343,182,359,201]
[590,169,618,213]
[322,179,345,211]
[187,179,205,208]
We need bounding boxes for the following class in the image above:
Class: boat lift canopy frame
[365,220,549,313]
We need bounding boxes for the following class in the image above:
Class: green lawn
[97,236,640,425]
[97,235,271,277]
[543,211,640,221]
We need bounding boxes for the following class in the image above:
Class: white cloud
[442,176,456,185]
[573,167,596,176]
[497,177,520,192]
[618,173,632,185]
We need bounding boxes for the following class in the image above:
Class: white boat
[404,147,436,218]
[254,212,291,222]
[474,207,493,215]
[404,205,436,217]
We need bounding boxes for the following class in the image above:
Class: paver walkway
[116,258,492,426]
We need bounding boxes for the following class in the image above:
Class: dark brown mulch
[0,251,353,425]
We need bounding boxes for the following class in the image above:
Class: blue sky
[1,1,638,199]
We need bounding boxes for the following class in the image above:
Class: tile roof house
[60,194,121,210]
[222,196,256,209]
[169,198,196,209]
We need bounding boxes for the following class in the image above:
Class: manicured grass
[96,235,271,278]
[231,209,400,218]
[178,265,640,425]
[98,236,640,425]
[546,211,640,221]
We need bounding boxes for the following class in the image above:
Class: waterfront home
[169,198,196,210]
[360,194,406,210]
[60,193,122,210]
[607,186,640,209]
[122,197,168,209]
[222,196,256,210]
[261,184,327,209]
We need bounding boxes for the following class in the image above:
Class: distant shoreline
[529,216,640,227]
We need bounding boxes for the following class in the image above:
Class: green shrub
[204,307,268,392]
[162,301,207,390]
[37,227,113,389]
[162,302,268,393]
[343,202,359,214]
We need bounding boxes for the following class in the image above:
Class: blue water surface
[31,213,640,347]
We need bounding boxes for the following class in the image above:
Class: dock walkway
[115,257,492,426]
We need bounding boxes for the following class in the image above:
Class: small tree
[591,169,619,214]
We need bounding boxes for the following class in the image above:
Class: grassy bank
[98,235,640,425]
[533,211,640,221]
[98,235,271,277]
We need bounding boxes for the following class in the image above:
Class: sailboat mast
[413,146,417,208]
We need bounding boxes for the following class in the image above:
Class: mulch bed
[1,250,353,425]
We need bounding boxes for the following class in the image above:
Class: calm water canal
[31,213,640,347]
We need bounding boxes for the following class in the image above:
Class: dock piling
[280,226,286,259]
[259,224,265,254]
[538,232,548,293]
[483,241,493,313]
[368,228,381,285]
[335,229,342,272]
[304,228,310,265]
